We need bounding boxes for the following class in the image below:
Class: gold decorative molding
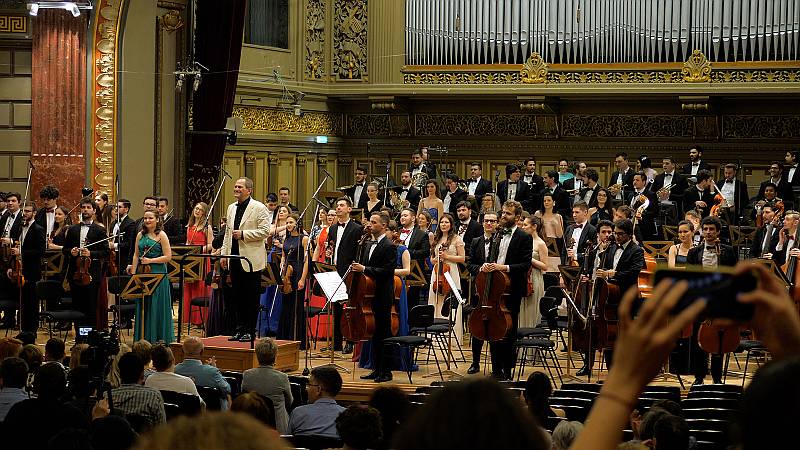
[159,9,183,33]
[268,154,279,165]
[415,114,558,138]
[231,105,343,135]
[304,0,325,80]
[296,155,307,165]
[562,115,694,138]
[333,0,367,80]
[317,155,328,165]
[90,0,124,197]
[0,15,27,33]
[682,49,712,82]
[520,52,548,84]
[723,115,800,139]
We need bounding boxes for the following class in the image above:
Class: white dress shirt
[496,226,516,265]
[3,211,18,237]
[789,165,797,182]
[79,221,92,247]
[701,244,719,268]
[691,161,701,176]
[333,219,350,265]
[367,233,385,261]
[720,179,736,207]
[468,177,481,196]
[45,207,57,236]
[613,240,631,270]
[570,223,585,257]
[144,371,204,406]
[352,183,365,207]
[443,190,453,212]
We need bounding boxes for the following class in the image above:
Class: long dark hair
[140,211,163,237]
[433,213,455,248]
[593,187,613,217]
[524,372,553,426]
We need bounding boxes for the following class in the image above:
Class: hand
[11,247,19,256]
[580,275,589,283]
[479,263,493,273]
[220,258,228,270]
[567,248,576,260]
[695,201,707,208]
[736,262,800,359]
[298,279,305,290]
[603,280,705,401]
[80,248,90,257]
[657,191,669,201]
[351,263,365,273]
[630,409,643,439]
[1,237,11,245]
[605,270,616,279]
[790,248,800,258]
[71,247,79,256]
[125,265,133,275]
[140,257,149,265]
[92,398,110,420]
[762,253,773,259]
[635,211,643,220]
[232,230,243,240]
[205,356,217,367]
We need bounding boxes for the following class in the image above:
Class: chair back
[284,434,343,450]
[36,279,65,306]
[159,390,202,417]
[197,385,223,410]
[539,296,559,328]
[408,304,435,329]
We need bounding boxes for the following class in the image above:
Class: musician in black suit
[63,198,110,333]
[627,172,659,240]
[455,201,482,256]
[354,212,397,383]
[479,200,532,380]
[562,161,588,207]
[686,215,737,385]
[398,208,430,307]
[157,197,185,245]
[521,158,545,213]
[496,164,531,211]
[392,171,422,212]
[683,170,716,219]
[609,152,635,204]
[541,170,571,222]
[466,163,494,207]
[784,151,800,186]
[466,211,499,374]
[408,150,437,182]
[563,201,598,266]
[755,163,793,204]
[278,187,300,212]
[109,198,137,268]
[772,210,799,268]
[342,168,369,210]
[716,164,749,225]
[326,197,364,353]
[9,204,46,332]
[34,185,60,237]
[441,173,468,216]
[681,145,711,183]
[651,157,689,222]
[0,192,22,243]
[750,204,781,259]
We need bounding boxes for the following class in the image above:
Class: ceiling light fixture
[27,2,94,17]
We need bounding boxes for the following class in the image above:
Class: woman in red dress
[183,202,213,327]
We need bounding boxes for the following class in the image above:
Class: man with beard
[398,208,430,307]
[681,146,711,184]
[466,211,498,374]
[343,168,369,211]
[392,171,422,212]
[8,203,46,333]
[157,197,185,245]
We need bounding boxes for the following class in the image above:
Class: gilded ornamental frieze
[304,0,325,80]
[333,0,367,80]
[561,115,694,139]
[415,114,558,138]
[722,115,800,139]
[231,105,343,135]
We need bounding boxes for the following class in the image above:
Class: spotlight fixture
[175,73,185,93]
[193,73,202,92]
[27,2,93,17]
[174,60,207,94]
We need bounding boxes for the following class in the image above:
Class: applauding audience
[289,367,345,438]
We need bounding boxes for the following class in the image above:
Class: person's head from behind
[651,399,683,418]
[0,357,28,389]
[0,337,23,360]
[69,343,89,370]
[652,414,689,450]
[130,412,285,450]
[91,416,138,450]
[394,378,549,450]
[639,407,672,442]
[231,392,276,429]
[118,352,145,385]
[255,338,278,367]
[552,420,583,450]
[523,372,553,424]
[19,344,43,374]
[151,344,175,372]
[67,365,93,400]
[45,337,66,363]
[369,386,410,442]
[308,367,342,402]
[131,340,153,368]
[183,336,204,359]
[33,362,67,400]
[336,405,383,450]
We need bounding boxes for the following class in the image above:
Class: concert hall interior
[1,1,800,450]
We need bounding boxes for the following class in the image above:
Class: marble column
[31,9,88,211]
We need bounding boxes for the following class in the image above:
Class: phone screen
[653,267,756,321]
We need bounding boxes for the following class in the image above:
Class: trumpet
[608,183,627,196]
[411,172,428,189]
[656,183,674,199]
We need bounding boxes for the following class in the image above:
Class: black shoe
[375,372,393,383]
[576,367,592,377]
[467,364,480,375]
[360,371,379,380]
[342,343,353,354]
[692,378,704,386]
[238,333,253,342]
[712,379,722,385]
[491,372,507,381]
[228,332,242,341]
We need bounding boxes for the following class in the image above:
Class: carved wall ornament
[682,50,712,82]
[723,115,800,139]
[317,155,328,165]
[159,10,183,33]
[232,105,343,135]
[296,155,307,165]
[562,115,694,138]
[415,113,558,138]
[520,52,548,84]
[346,114,391,137]
[0,15,27,33]
[268,154,280,165]
[304,0,325,80]
[333,0,367,80]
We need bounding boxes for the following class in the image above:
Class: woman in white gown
[427,213,465,343]
[520,215,549,328]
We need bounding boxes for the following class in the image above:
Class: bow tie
[46,208,56,213]
[368,240,378,246]
[725,179,734,184]
[692,162,699,166]
[81,223,91,227]
[501,228,512,236]
[574,223,583,229]
[338,222,347,227]
[469,178,477,183]
[402,228,411,233]
[401,188,409,192]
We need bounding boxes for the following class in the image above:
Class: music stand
[405,260,427,287]
[557,264,585,382]
[120,274,165,340]
[170,245,203,338]
[312,262,348,364]
[42,250,64,281]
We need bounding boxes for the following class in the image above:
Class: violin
[469,232,512,342]
[566,237,580,267]
[432,241,452,296]
[281,264,294,295]
[8,241,24,287]
[107,247,118,276]
[73,252,92,286]
[708,181,727,217]
[340,232,376,342]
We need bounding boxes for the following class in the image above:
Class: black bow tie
[81,223,91,227]
[575,223,584,229]
[401,188,409,192]
[338,222,347,227]
[501,228,512,236]
[469,178,477,183]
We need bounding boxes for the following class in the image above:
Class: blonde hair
[106,343,131,388]
[187,202,210,229]
[131,412,286,450]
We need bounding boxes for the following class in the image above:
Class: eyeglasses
[483,219,497,223]
[144,202,157,207]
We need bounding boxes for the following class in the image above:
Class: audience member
[130,412,286,450]
[650,399,682,418]
[231,392,277,430]
[19,343,44,390]
[68,343,89,370]
[335,405,383,450]
[4,363,90,450]
[242,338,293,434]
[652,414,689,450]
[368,386,410,449]
[131,339,155,379]
[0,337,23,360]
[107,343,132,388]
[110,352,166,429]
[90,416,138,450]
[14,331,36,346]
[175,336,231,409]
[617,443,649,450]
[44,337,67,368]
[638,407,672,443]
[144,344,203,405]
[289,366,345,438]
[63,365,94,420]
[47,428,92,450]
[552,420,583,450]
[0,356,28,421]
[394,378,550,450]
[523,372,565,426]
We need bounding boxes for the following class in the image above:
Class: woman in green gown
[129,210,174,343]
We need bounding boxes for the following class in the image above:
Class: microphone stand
[382,158,391,206]
[16,160,33,331]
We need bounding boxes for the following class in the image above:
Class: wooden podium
[120,274,165,339]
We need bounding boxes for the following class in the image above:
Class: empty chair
[547,403,590,422]
[689,383,743,394]
[283,434,343,450]
[415,385,442,394]
[407,392,429,403]
[385,305,444,382]
[159,390,202,418]
[221,370,243,398]
[685,419,732,434]
[552,389,597,401]
[684,408,737,422]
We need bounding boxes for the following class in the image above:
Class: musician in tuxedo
[109,198,137,267]
[441,173,468,216]
[681,146,711,183]
[563,201,598,266]
[126,196,158,265]
[686,215,738,385]
[497,164,531,211]
[522,158,544,213]
[63,198,109,333]
[772,210,800,268]
[326,197,364,353]
[278,187,299,212]
[466,163,493,207]
[398,208,430,307]
[34,185,60,237]
[455,201,482,254]
[0,192,22,243]
[756,163,793,204]
[575,219,615,376]
[264,193,279,224]
[408,150,436,182]
[784,151,800,186]
[477,200,532,380]
[628,172,658,240]
[609,152,635,204]
[466,211,498,374]
[157,197,185,245]
[220,178,271,342]
[750,204,781,259]
[8,204,46,332]
[342,168,369,210]
[651,157,689,220]
[392,171,422,212]
[683,170,716,219]
[716,164,749,225]
[541,170,571,221]
[354,212,398,383]
[562,161,588,207]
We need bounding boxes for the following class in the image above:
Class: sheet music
[314,271,349,302]
[444,271,465,305]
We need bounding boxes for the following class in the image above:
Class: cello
[469,231,512,342]
[340,231,376,342]
[391,276,402,336]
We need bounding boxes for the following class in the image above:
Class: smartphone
[652,266,756,321]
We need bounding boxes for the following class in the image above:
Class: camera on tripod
[82,328,121,382]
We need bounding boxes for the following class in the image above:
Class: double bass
[469,231,512,342]
[340,231,376,342]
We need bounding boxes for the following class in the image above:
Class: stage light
[315,136,328,144]
[28,3,38,16]
[27,2,93,17]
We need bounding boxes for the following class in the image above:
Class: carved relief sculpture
[333,0,367,80]
[682,50,712,83]
[305,0,325,80]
